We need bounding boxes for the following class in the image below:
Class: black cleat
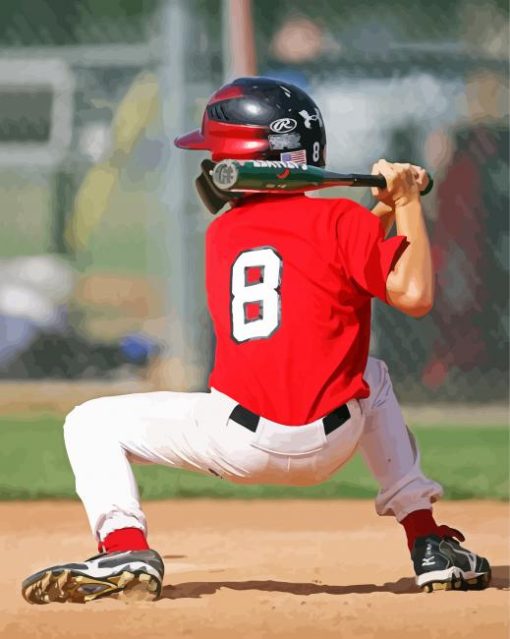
[21,549,164,604]
[412,534,491,592]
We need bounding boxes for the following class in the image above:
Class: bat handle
[365,174,387,188]
[363,173,434,195]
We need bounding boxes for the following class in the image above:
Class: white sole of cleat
[418,567,491,593]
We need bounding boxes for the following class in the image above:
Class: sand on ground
[1,500,509,639]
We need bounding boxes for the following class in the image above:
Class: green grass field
[0,414,507,501]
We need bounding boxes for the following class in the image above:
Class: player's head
[174,76,326,167]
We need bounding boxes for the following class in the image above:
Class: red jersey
[206,194,407,425]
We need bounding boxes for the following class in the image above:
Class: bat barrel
[212,160,328,192]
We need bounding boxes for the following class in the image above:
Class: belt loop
[230,405,260,432]
[323,404,351,435]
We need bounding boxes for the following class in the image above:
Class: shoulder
[206,206,236,238]
[330,197,384,237]
[306,196,380,231]
[300,195,372,218]
[325,196,373,218]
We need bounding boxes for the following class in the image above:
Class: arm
[371,201,395,237]
[371,159,434,318]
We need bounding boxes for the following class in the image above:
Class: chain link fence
[0,0,507,403]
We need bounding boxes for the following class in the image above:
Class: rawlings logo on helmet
[269,118,297,133]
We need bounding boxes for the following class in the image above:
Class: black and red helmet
[174,76,326,167]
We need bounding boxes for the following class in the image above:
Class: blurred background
[0,0,508,416]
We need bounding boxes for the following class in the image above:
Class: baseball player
[22,77,490,604]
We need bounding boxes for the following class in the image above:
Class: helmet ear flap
[195,172,223,215]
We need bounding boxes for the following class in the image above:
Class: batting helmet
[174,76,326,167]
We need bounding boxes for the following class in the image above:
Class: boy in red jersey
[22,78,490,604]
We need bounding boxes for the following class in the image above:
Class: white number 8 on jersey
[231,247,283,342]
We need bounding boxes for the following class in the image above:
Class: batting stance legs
[21,356,490,604]
[62,357,440,543]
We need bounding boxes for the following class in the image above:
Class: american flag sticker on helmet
[280,149,307,164]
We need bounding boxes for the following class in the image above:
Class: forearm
[371,201,395,237]
[385,198,434,317]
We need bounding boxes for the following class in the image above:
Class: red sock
[400,509,439,551]
[101,528,150,554]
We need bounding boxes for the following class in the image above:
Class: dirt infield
[1,500,508,639]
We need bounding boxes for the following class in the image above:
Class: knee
[63,397,113,444]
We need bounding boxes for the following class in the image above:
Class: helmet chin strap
[195,159,243,215]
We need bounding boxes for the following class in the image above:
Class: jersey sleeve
[335,199,408,303]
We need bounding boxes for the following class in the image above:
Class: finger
[411,164,426,178]
[394,162,413,176]
[377,158,393,170]
[371,163,382,197]
[372,162,394,197]
[379,164,397,182]
[371,162,384,188]
[394,163,416,185]
[375,159,396,173]
[416,176,428,190]
[411,165,429,189]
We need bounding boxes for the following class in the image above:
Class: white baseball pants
[63,357,443,541]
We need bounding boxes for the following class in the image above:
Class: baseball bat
[211,160,434,195]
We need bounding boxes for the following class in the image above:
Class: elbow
[406,298,433,317]
[386,271,435,317]
[387,286,434,317]
[400,290,434,318]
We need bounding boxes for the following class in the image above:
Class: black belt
[229,403,351,436]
